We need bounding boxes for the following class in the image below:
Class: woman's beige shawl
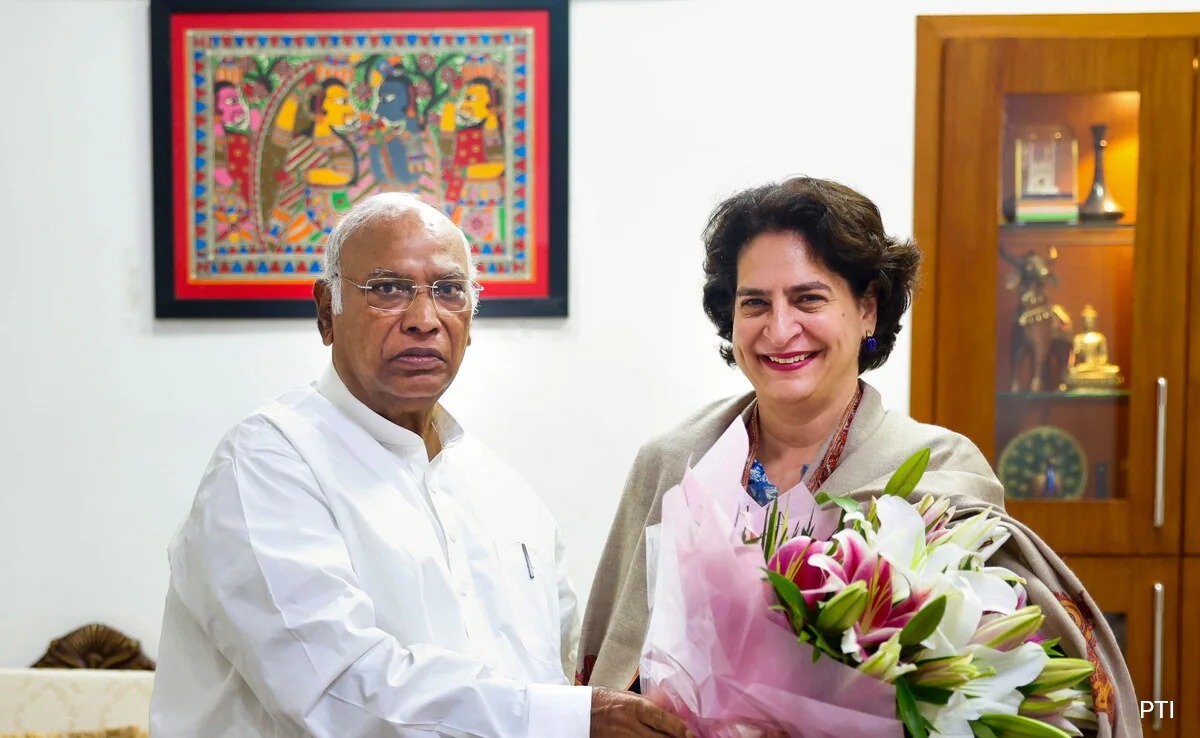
[577,383,1139,737]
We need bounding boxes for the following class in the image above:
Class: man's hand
[590,687,694,738]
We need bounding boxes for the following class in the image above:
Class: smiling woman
[575,177,1137,737]
[700,177,922,500]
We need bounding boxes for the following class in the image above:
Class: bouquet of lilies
[640,422,1099,738]
[756,449,1099,738]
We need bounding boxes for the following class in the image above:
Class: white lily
[871,498,1007,586]
[922,567,1025,658]
[958,570,1020,615]
[920,586,982,659]
[982,565,1028,586]
[919,642,1049,737]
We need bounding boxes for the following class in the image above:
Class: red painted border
[170,9,552,301]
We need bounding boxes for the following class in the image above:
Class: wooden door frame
[910,12,1200,422]
[1182,557,1200,734]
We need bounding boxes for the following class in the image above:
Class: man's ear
[313,281,334,346]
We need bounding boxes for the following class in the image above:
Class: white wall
[0,0,1192,667]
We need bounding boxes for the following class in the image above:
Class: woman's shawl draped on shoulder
[576,383,1139,737]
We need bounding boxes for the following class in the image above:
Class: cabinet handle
[1152,582,1164,732]
[1154,378,1166,528]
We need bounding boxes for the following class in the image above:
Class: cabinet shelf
[997,389,1130,401]
[998,223,1135,250]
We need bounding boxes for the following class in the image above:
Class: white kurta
[150,365,591,737]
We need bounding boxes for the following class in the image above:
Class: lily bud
[1018,689,1095,736]
[917,494,954,531]
[857,633,915,684]
[1027,658,1095,696]
[971,605,1044,651]
[1019,690,1081,718]
[910,653,979,689]
[976,713,1076,737]
[816,581,869,633]
[1063,696,1099,729]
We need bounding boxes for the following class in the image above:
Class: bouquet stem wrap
[639,422,903,738]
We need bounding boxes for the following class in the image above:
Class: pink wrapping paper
[640,420,903,738]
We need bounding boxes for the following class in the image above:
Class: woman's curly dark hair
[701,177,922,373]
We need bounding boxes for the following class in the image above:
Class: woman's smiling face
[731,230,876,410]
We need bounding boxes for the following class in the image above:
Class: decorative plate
[997,425,1088,500]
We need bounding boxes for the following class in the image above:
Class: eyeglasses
[341,276,482,313]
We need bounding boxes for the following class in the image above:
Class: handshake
[591,688,692,738]
[591,688,787,738]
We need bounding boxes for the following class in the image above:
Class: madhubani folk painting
[152,3,567,317]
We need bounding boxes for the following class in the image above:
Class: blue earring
[864,331,878,353]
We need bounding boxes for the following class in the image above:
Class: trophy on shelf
[1005,124,1079,224]
[1061,304,1124,392]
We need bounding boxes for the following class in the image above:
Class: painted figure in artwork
[438,76,506,250]
[260,76,363,248]
[212,80,261,247]
[365,66,431,191]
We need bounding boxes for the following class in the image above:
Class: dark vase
[1079,123,1124,221]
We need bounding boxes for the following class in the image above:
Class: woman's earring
[864,331,878,353]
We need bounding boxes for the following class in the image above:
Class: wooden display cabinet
[913,14,1200,737]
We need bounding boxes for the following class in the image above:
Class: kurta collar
[317,363,464,452]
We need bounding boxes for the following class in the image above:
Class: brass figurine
[1003,246,1073,393]
[1062,304,1123,391]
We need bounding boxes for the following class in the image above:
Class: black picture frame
[150,0,569,318]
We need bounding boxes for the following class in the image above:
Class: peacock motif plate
[997,425,1088,500]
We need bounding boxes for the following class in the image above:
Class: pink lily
[812,530,929,659]
[766,535,837,608]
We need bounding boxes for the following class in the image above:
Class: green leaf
[884,448,932,498]
[970,723,999,738]
[814,492,831,504]
[900,642,927,661]
[976,714,1072,737]
[764,569,811,623]
[807,626,842,661]
[826,495,863,516]
[899,595,947,646]
[763,499,781,560]
[895,678,929,738]
[1039,637,1065,657]
[907,683,954,706]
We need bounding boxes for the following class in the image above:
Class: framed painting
[150,0,568,318]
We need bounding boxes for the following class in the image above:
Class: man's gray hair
[318,192,476,314]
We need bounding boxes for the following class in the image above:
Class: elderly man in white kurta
[150,194,693,738]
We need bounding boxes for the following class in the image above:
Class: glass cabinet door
[994,93,1137,505]
[934,37,1193,555]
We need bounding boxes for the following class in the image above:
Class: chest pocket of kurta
[495,541,560,668]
